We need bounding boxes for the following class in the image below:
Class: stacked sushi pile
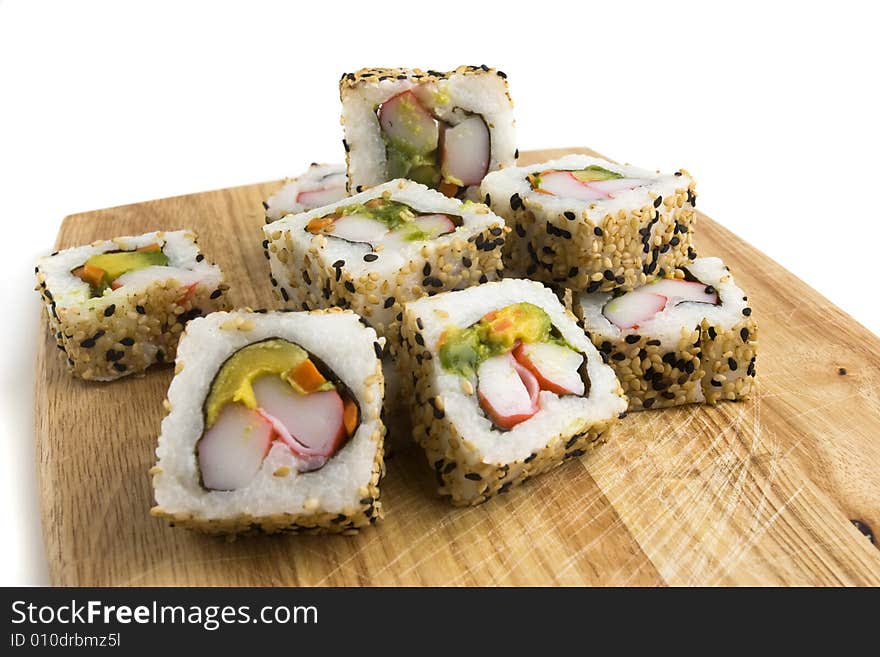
[35,64,757,535]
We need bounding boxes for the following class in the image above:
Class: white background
[1,0,878,585]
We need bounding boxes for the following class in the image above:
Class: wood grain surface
[35,148,880,586]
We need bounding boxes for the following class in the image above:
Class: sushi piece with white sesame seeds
[573,257,757,411]
[264,163,348,223]
[399,278,626,506]
[35,230,229,381]
[480,154,697,292]
[262,178,507,346]
[151,309,385,535]
[340,66,516,200]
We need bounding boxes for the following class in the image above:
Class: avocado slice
[85,248,169,283]
[204,339,334,428]
[571,165,623,182]
[483,302,551,349]
[438,302,555,378]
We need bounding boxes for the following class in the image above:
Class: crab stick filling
[305,197,459,249]
[529,165,650,202]
[602,278,721,330]
[296,171,347,208]
[377,89,490,196]
[438,302,588,431]
[71,243,199,297]
[197,339,358,491]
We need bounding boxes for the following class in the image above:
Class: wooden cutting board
[35,148,880,586]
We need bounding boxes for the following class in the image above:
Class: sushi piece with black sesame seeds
[399,278,625,505]
[151,309,385,535]
[262,178,507,350]
[264,163,348,223]
[340,66,516,200]
[34,230,229,381]
[573,257,757,410]
[481,154,698,292]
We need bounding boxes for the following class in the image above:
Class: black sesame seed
[479,274,488,284]
[510,193,523,211]
[688,247,697,260]
[120,337,135,347]
[79,337,96,349]
[646,339,661,346]
[611,352,626,361]
[705,286,716,295]
[587,280,601,293]
[710,378,722,387]
[740,327,750,342]
[384,296,395,308]
[565,435,580,449]
[603,270,615,281]
[210,288,223,299]
[363,253,378,262]
[593,226,603,236]
[443,462,457,474]
[484,194,491,205]
[462,256,472,268]
[653,196,662,208]
[373,342,383,359]
[342,139,350,152]
[615,275,625,284]
[344,281,356,293]
[728,357,738,371]
[514,224,525,238]
[490,226,503,237]
[643,397,656,409]
[564,211,575,221]
[661,391,676,400]
[524,453,537,463]
[568,267,578,278]
[280,288,289,301]
[103,304,116,317]
[106,349,123,362]
[262,201,269,211]
[566,449,586,459]
[464,472,482,481]
[526,264,537,276]
[708,326,717,340]
[742,307,752,316]
[670,236,680,247]
[112,363,127,373]
[416,318,424,330]
[433,406,445,420]
[332,259,345,269]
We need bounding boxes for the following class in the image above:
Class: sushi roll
[264,163,347,223]
[399,279,626,506]
[340,66,516,199]
[573,257,757,411]
[151,309,385,535]
[35,230,229,381]
[262,178,507,343]
[480,154,697,292]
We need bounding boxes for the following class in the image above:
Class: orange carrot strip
[343,398,358,437]
[136,243,161,252]
[73,264,106,288]
[438,182,459,198]
[306,216,334,234]
[290,358,326,393]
